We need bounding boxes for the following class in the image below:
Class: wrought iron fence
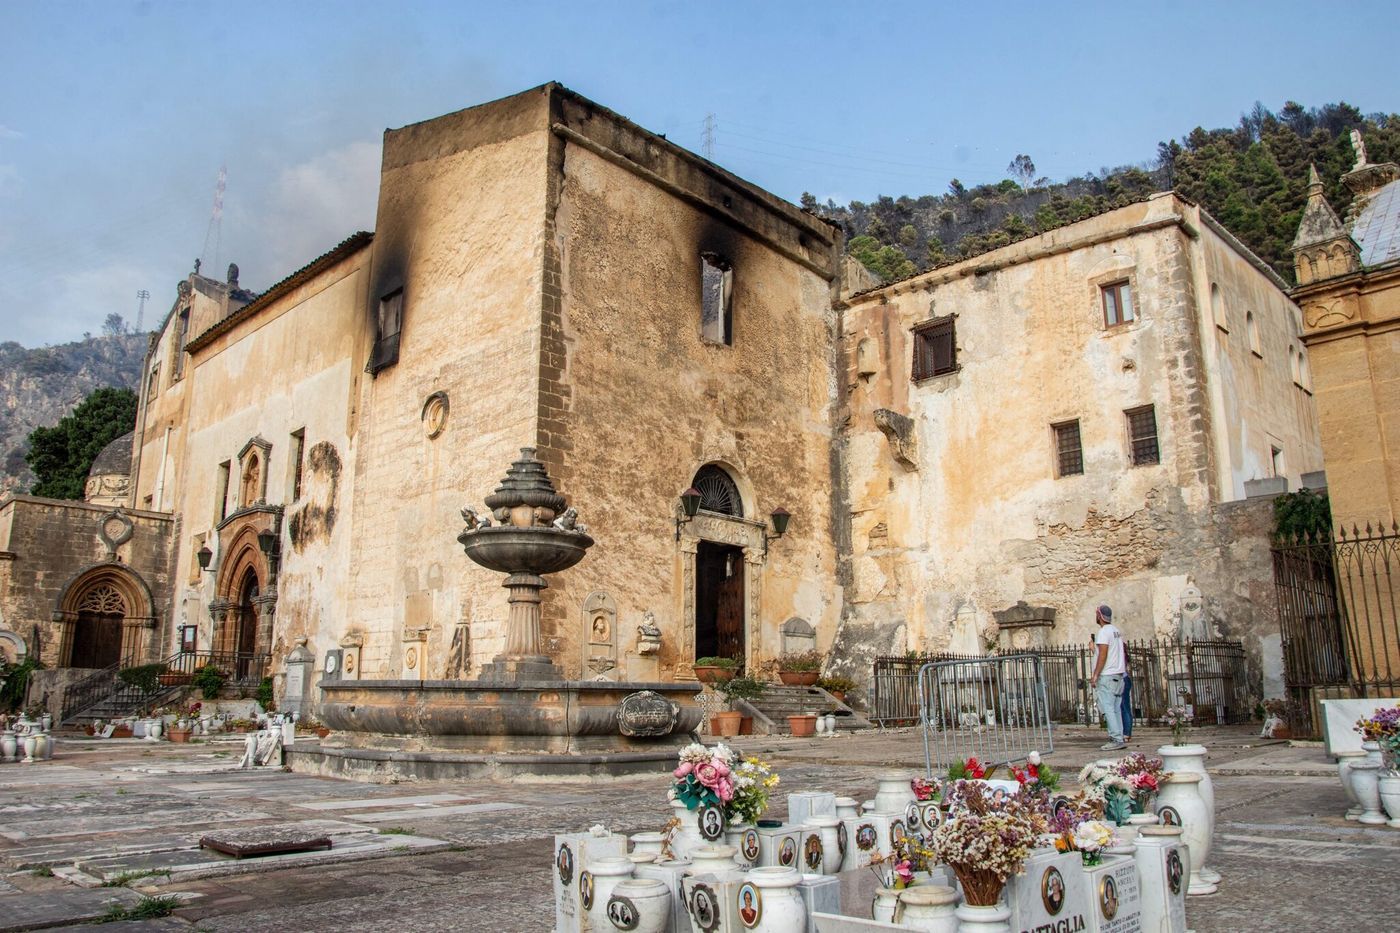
[873,639,1250,729]
[60,650,270,723]
[1272,524,1400,737]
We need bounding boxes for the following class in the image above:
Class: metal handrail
[60,649,271,723]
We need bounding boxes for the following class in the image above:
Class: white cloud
[250,139,381,281]
[0,125,22,140]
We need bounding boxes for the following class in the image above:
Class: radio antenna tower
[200,165,227,274]
[135,290,150,332]
[702,113,716,160]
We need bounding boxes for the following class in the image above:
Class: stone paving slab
[0,806,271,842]
[339,801,525,822]
[291,793,470,810]
[0,887,141,932]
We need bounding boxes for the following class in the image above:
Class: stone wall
[0,496,174,668]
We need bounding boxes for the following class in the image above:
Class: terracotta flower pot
[711,711,742,737]
[788,714,818,737]
[779,671,819,686]
[828,691,847,704]
[315,727,331,739]
[112,726,133,739]
[158,672,192,687]
[168,729,192,743]
[739,716,754,735]
[694,666,736,685]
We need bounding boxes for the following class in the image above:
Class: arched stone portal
[53,563,157,669]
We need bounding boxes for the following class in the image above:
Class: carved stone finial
[1351,129,1368,170]
[227,263,239,287]
[193,258,201,275]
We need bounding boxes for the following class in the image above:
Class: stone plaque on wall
[617,690,678,737]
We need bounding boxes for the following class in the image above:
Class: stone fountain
[302,448,703,781]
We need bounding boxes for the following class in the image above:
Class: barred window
[1101,280,1134,327]
[1126,405,1160,466]
[912,316,957,380]
[1053,420,1083,477]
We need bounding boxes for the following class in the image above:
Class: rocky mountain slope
[0,335,147,498]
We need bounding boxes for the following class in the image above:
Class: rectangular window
[216,460,231,520]
[1126,405,1160,466]
[1271,445,1285,478]
[1102,280,1134,327]
[180,625,198,654]
[1053,420,1084,477]
[173,309,191,378]
[368,288,404,373]
[700,253,733,345]
[147,364,160,400]
[289,428,306,502]
[912,316,957,380]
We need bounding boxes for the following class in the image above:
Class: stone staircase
[736,685,873,735]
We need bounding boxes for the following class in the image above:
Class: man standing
[1090,604,1128,750]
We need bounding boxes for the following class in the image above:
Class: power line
[702,113,716,161]
[135,289,149,332]
[200,165,226,274]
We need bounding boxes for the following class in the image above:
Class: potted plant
[787,712,818,737]
[816,674,856,704]
[228,717,259,733]
[693,656,739,685]
[299,718,332,739]
[191,664,228,700]
[158,669,192,687]
[713,676,766,737]
[776,650,822,686]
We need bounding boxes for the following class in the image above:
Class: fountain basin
[457,526,594,575]
[289,678,705,781]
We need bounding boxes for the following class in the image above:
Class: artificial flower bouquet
[1060,819,1118,866]
[874,835,938,889]
[1010,750,1061,793]
[1113,752,1169,812]
[725,754,779,824]
[928,779,1045,906]
[1163,705,1192,745]
[1355,704,1400,771]
[911,776,940,801]
[671,743,736,810]
[948,756,997,780]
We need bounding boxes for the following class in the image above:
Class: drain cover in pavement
[199,827,333,858]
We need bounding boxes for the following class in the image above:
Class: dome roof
[89,431,134,478]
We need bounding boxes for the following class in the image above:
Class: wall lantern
[257,529,279,556]
[674,487,702,541]
[196,545,214,572]
[763,507,792,555]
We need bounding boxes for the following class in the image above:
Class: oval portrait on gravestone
[779,836,797,866]
[1159,806,1182,827]
[579,870,594,910]
[890,819,907,846]
[691,883,720,932]
[607,894,639,931]
[1041,866,1066,916]
[736,881,762,928]
[699,803,725,841]
[1167,849,1185,895]
[837,821,848,857]
[804,833,822,871]
[1099,875,1119,920]
[741,828,760,862]
[905,801,920,831]
[556,843,574,885]
[856,823,877,851]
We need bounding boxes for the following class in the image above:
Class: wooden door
[716,561,745,661]
[72,612,123,668]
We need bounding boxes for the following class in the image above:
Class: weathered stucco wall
[170,245,369,678]
[541,91,843,679]
[345,88,552,681]
[833,196,1306,698]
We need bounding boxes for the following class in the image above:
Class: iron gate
[917,654,1054,773]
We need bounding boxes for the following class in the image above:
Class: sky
[1,0,1397,346]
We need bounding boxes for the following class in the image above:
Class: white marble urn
[1155,771,1216,895]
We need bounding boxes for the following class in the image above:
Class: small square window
[1102,280,1134,328]
[912,316,957,380]
[1126,405,1160,466]
[700,253,733,345]
[1053,420,1083,477]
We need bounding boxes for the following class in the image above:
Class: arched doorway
[689,464,748,664]
[72,584,126,668]
[55,564,158,669]
[235,568,260,679]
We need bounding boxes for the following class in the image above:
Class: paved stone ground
[0,726,1394,931]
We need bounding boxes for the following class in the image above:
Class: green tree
[26,387,138,500]
[848,235,916,281]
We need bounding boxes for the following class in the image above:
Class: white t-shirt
[1094,623,1127,676]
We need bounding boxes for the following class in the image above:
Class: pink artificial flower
[695,762,723,789]
[717,777,735,801]
[894,860,915,886]
[674,762,693,779]
[712,760,731,778]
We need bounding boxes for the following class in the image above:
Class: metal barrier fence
[918,654,1054,773]
[873,638,1251,730]
[1272,525,1400,737]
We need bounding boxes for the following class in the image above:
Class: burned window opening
[367,288,404,374]
[700,253,733,346]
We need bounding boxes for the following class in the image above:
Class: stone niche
[780,617,817,656]
[993,601,1056,650]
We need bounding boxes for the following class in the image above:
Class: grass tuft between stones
[101,868,172,887]
[100,894,183,922]
[377,826,415,835]
[30,866,53,877]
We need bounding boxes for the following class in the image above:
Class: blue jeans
[1120,674,1134,738]
[1095,674,1125,743]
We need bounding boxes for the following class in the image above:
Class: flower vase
[669,800,706,861]
[1377,774,1400,829]
[148,720,163,741]
[1156,772,1216,894]
[1348,761,1387,825]
[953,901,1012,933]
[686,845,739,877]
[41,714,52,732]
[894,885,959,932]
[872,887,901,923]
[1156,742,1218,884]
[873,771,915,814]
[606,878,670,933]
[835,796,860,820]
[630,831,666,861]
[809,816,843,876]
[582,857,635,933]
[1,731,15,761]
[21,734,36,763]
[1336,750,1366,819]
[32,734,48,760]
[747,866,806,932]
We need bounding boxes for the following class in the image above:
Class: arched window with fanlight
[691,464,744,517]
